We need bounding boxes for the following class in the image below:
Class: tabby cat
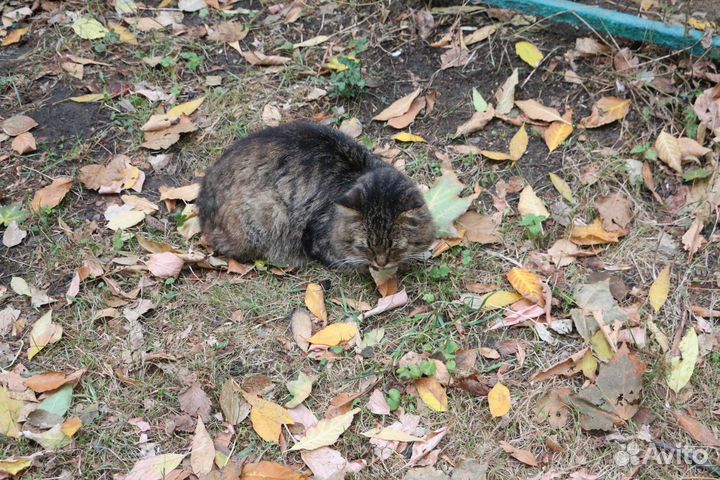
[198,122,436,271]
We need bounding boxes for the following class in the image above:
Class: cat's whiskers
[330,256,369,269]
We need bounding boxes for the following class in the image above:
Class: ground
[0,1,719,479]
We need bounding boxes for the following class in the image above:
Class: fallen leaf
[305,283,327,322]
[159,183,201,201]
[464,24,497,45]
[179,0,207,11]
[673,411,720,447]
[415,377,448,412]
[242,461,308,480]
[648,266,670,312]
[147,252,184,279]
[457,211,502,244]
[570,344,645,430]
[11,132,36,154]
[655,131,682,173]
[461,291,522,310]
[69,93,105,103]
[125,454,187,480]
[500,441,539,466]
[569,218,620,245]
[373,88,422,121]
[387,97,426,129]
[579,97,631,128]
[179,384,212,421]
[307,323,357,347]
[508,124,528,161]
[11,277,54,308]
[518,185,549,217]
[2,115,37,136]
[507,268,543,304]
[423,171,478,237]
[549,173,574,203]
[300,447,363,479]
[289,407,359,451]
[454,104,495,136]
[515,100,568,124]
[535,387,571,427]
[285,372,313,408]
[544,118,574,152]
[0,457,32,475]
[109,22,138,44]
[575,37,610,55]
[107,210,145,231]
[219,378,250,425]
[440,40,470,69]
[495,69,519,115]
[72,16,109,40]
[291,309,312,352]
[167,96,205,118]
[488,382,511,417]
[28,311,63,360]
[2,221,27,248]
[595,192,633,231]
[409,427,448,466]
[243,392,294,443]
[361,289,408,319]
[666,327,699,393]
[23,423,71,449]
[531,347,597,382]
[24,370,85,393]
[338,117,362,138]
[547,239,582,267]
[515,41,543,67]
[30,177,73,212]
[0,387,22,437]
[191,418,215,475]
[393,132,426,143]
[366,389,391,415]
[240,50,291,66]
[208,21,249,43]
[1,27,29,47]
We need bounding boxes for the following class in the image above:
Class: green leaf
[386,388,401,411]
[423,172,477,237]
[0,204,28,227]
[39,384,73,417]
[681,167,712,182]
[285,372,313,409]
[472,88,488,113]
[667,328,699,393]
[72,16,109,40]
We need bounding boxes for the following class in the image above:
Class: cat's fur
[198,122,436,270]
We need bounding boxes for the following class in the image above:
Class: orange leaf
[506,268,543,304]
[242,461,308,480]
[30,177,73,212]
[569,218,621,245]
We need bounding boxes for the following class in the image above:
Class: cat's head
[331,167,436,270]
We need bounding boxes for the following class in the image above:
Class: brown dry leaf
[515,100,569,124]
[454,104,495,137]
[387,97,426,129]
[178,383,212,421]
[79,155,144,193]
[242,391,294,443]
[304,283,327,322]
[693,84,720,130]
[654,131,682,173]
[595,192,633,231]
[2,114,38,136]
[122,195,159,214]
[682,218,705,258]
[494,69,519,115]
[457,211,501,243]
[147,252,185,279]
[28,310,63,360]
[575,37,610,55]
[338,118,362,138]
[570,344,645,430]
[361,289,408,319]
[547,239,583,267]
[190,418,215,475]
[366,389,391,415]
[518,185,549,217]
[531,347,597,382]
[614,47,639,73]
[24,369,85,393]
[579,97,631,128]
[499,441,539,466]
[11,132,36,154]
[219,378,250,425]
[141,117,198,150]
[241,461,308,480]
[678,137,711,158]
[373,88,422,122]
[159,183,201,202]
[673,411,720,447]
[463,24,497,45]
[30,177,73,213]
[240,50,291,66]
[535,387,571,428]
[440,39,470,70]
[301,447,364,479]
[2,221,26,248]
[409,427,448,466]
[569,218,621,245]
[207,21,248,43]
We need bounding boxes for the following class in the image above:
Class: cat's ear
[336,186,363,213]
[398,207,426,227]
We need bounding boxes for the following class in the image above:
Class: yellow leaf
[667,328,699,393]
[649,266,670,312]
[293,35,330,48]
[509,124,528,161]
[307,323,358,346]
[242,461,307,480]
[304,283,327,322]
[60,417,83,437]
[1,27,29,47]
[590,330,613,362]
[0,387,22,438]
[579,97,631,128]
[0,458,32,475]
[69,93,105,103]
[518,185,549,218]
[242,392,294,443]
[544,121,573,152]
[480,150,513,161]
[167,96,206,118]
[72,16,109,40]
[488,382,511,417]
[515,41,543,67]
[577,351,598,379]
[107,210,146,231]
[27,310,63,360]
[108,22,138,45]
[482,290,522,310]
[415,377,448,412]
[549,173,574,203]
[326,57,348,71]
[393,132,426,143]
[361,427,423,441]
[289,408,359,451]
[507,268,543,304]
[569,218,621,245]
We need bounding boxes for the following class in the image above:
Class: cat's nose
[375,254,388,267]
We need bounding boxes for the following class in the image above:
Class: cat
[197,121,436,271]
